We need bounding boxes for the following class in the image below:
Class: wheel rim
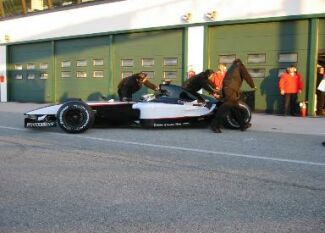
[226,104,251,128]
[63,108,87,128]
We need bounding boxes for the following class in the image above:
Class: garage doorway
[318,53,325,67]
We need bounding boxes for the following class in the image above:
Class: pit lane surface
[0,103,325,233]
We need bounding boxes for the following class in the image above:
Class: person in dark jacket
[316,66,325,116]
[118,72,159,101]
[211,59,256,133]
[182,69,219,102]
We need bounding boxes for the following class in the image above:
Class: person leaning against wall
[278,65,304,116]
[316,66,325,116]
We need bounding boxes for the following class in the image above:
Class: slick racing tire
[57,101,94,133]
[224,101,251,129]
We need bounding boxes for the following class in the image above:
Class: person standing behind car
[212,64,227,91]
[316,66,325,116]
[279,65,304,116]
[182,69,219,103]
[187,65,196,79]
[118,72,159,101]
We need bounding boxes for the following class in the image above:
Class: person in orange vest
[279,65,304,116]
[211,64,227,91]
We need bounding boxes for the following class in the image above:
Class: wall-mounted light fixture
[182,12,192,23]
[4,35,10,43]
[206,11,217,20]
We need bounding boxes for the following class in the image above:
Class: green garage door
[55,36,111,102]
[113,29,184,100]
[8,42,53,102]
[208,20,309,113]
[319,19,325,66]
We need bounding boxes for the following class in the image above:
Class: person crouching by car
[182,69,220,103]
[118,72,159,101]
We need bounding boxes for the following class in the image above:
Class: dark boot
[211,126,222,133]
[240,123,252,131]
[316,110,325,116]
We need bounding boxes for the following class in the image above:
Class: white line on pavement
[1,125,325,167]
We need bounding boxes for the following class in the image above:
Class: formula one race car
[24,84,252,133]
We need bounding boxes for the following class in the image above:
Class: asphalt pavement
[0,102,324,233]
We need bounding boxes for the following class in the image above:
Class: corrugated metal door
[208,20,309,113]
[8,42,53,102]
[319,19,325,66]
[113,29,184,100]
[55,36,110,102]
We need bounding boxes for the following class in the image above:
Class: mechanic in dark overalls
[118,72,159,101]
[182,69,220,103]
[211,59,256,133]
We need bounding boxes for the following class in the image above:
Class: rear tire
[57,101,94,133]
[224,101,251,129]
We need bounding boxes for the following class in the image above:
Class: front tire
[224,101,251,129]
[57,101,94,133]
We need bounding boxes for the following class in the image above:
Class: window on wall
[14,64,23,70]
[93,59,104,66]
[40,63,48,70]
[61,71,71,78]
[278,53,298,63]
[76,71,87,78]
[319,53,325,67]
[76,60,87,67]
[93,70,104,78]
[25,0,51,13]
[142,58,155,67]
[27,73,35,80]
[121,72,133,79]
[143,71,154,79]
[61,61,71,68]
[52,0,79,8]
[2,0,23,17]
[247,54,266,64]
[121,59,134,67]
[1,0,111,19]
[164,58,178,66]
[219,55,236,64]
[164,71,177,79]
[15,74,23,80]
[247,68,265,78]
[27,63,35,70]
[40,72,48,80]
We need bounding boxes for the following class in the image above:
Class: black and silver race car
[24,84,252,133]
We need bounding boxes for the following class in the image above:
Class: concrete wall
[1,0,325,103]
[0,0,325,43]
